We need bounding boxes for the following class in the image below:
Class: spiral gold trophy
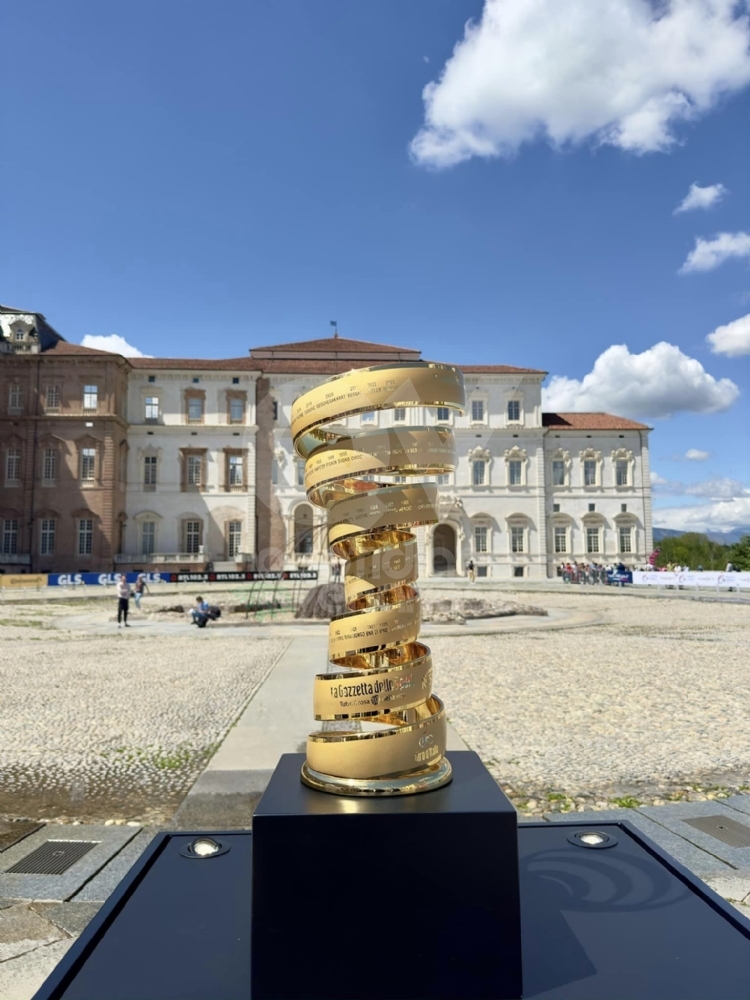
[291,361,466,796]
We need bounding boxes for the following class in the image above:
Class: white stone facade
[111,336,652,580]
[119,368,259,570]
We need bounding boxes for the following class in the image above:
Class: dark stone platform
[32,752,750,1000]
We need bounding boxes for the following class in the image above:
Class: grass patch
[610,796,641,809]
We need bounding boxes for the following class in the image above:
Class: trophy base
[300,757,452,796]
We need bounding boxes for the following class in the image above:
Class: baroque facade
[1,307,653,579]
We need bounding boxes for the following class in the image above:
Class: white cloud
[653,497,750,534]
[674,182,728,213]
[410,0,750,168]
[679,231,750,273]
[651,471,669,486]
[542,342,739,420]
[685,448,710,460]
[81,334,153,358]
[686,477,749,499]
[707,313,750,356]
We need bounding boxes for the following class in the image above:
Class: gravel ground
[0,610,287,823]
[429,589,750,817]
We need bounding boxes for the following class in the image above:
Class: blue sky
[2,0,749,532]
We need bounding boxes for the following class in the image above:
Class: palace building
[1,306,653,579]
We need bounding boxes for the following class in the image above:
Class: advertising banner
[0,573,49,589]
[633,571,750,589]
[606,571,633,584]
[47,570,319,587]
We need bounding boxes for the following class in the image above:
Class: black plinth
[251,751,523,1000]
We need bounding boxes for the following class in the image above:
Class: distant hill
[653,526,750,546]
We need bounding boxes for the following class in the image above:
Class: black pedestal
[251,752,523,1000]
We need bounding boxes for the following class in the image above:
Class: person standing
[466,559,475,583]
[133,573,149,610]
[117,574,132,628]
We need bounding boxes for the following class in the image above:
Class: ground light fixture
[567,830,618,849]
[180,837,230,859]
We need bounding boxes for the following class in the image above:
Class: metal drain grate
[5,840,97,875]
[683,815,750,849]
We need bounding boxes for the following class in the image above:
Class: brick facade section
[0,352,129,573]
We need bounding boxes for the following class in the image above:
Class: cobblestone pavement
[429,589,750,817]
[0,610,287,823]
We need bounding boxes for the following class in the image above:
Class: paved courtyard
[0,586,748,822]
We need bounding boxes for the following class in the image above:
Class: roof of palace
[543,412,650,431]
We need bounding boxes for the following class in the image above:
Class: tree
[654,533,729,571]
[727,535,750,571]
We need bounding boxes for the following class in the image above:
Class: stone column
[255,378,285,568]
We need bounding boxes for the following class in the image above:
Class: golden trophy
[292,361,466,795]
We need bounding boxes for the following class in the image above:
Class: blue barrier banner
[47,572,167,587]
[46,570,318,586]
[607,571,633,584]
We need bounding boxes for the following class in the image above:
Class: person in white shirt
[116,575,132,628]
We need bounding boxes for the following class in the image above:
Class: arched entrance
[294,504,314,554]
[433,523,456,575]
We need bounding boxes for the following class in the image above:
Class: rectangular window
[229,398,244,424]
[145,397,160,422]
[471,399,484,422]
[45,385,60,412]
[187,455,202,487]
[187,397,203,423]
[2,518,18,554]
[6,448,20,485]
[474,526,488,552]
[272,400,279,421]
[360,410,376,425]
[83,385,98,412]
[271,459,278,485]
[586,527,599,554]
[472,460,486,486]
[508,460,522,486]
[437,473,450,486]
[588,503,596,512]
[43,448,58,485]
[616,460,629,486]
[228,520,242,558]
[40,518,56,556]
[554,526,567,553]
[507,400,520,421]
[141,521,156,555]
[552,503,560,513]
[621,503,627,513]
[228,454,243,487]
[8,385,23,412]
[297,460,305,486]
[184,520,201,554]
[144,455,157,490]
[584,460,597,486]
[552,460,565,486]
[436,406,450,422]
[78,518,93,556]
[619,527,632,553]
[393,475,407,484]
[393,408,407,423]
[511,526,525,553]
[148,375,156,383]
[81,447,96,482]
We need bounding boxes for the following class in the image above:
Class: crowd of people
[560,562,630,585]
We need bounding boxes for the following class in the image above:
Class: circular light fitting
[180,836,231,859]
[566,829,618,850]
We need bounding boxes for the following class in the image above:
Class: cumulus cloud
[687,477,749,499]
[707,313,750,355]
[679,231,750,273]
[674,182,728,213]
[685,448,710,460]
[81,334,153,358]
[652,497,750,534]
[542,342,739,420]
[410,0,750,168]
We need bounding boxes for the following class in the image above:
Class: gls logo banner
[48,572,164,586]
